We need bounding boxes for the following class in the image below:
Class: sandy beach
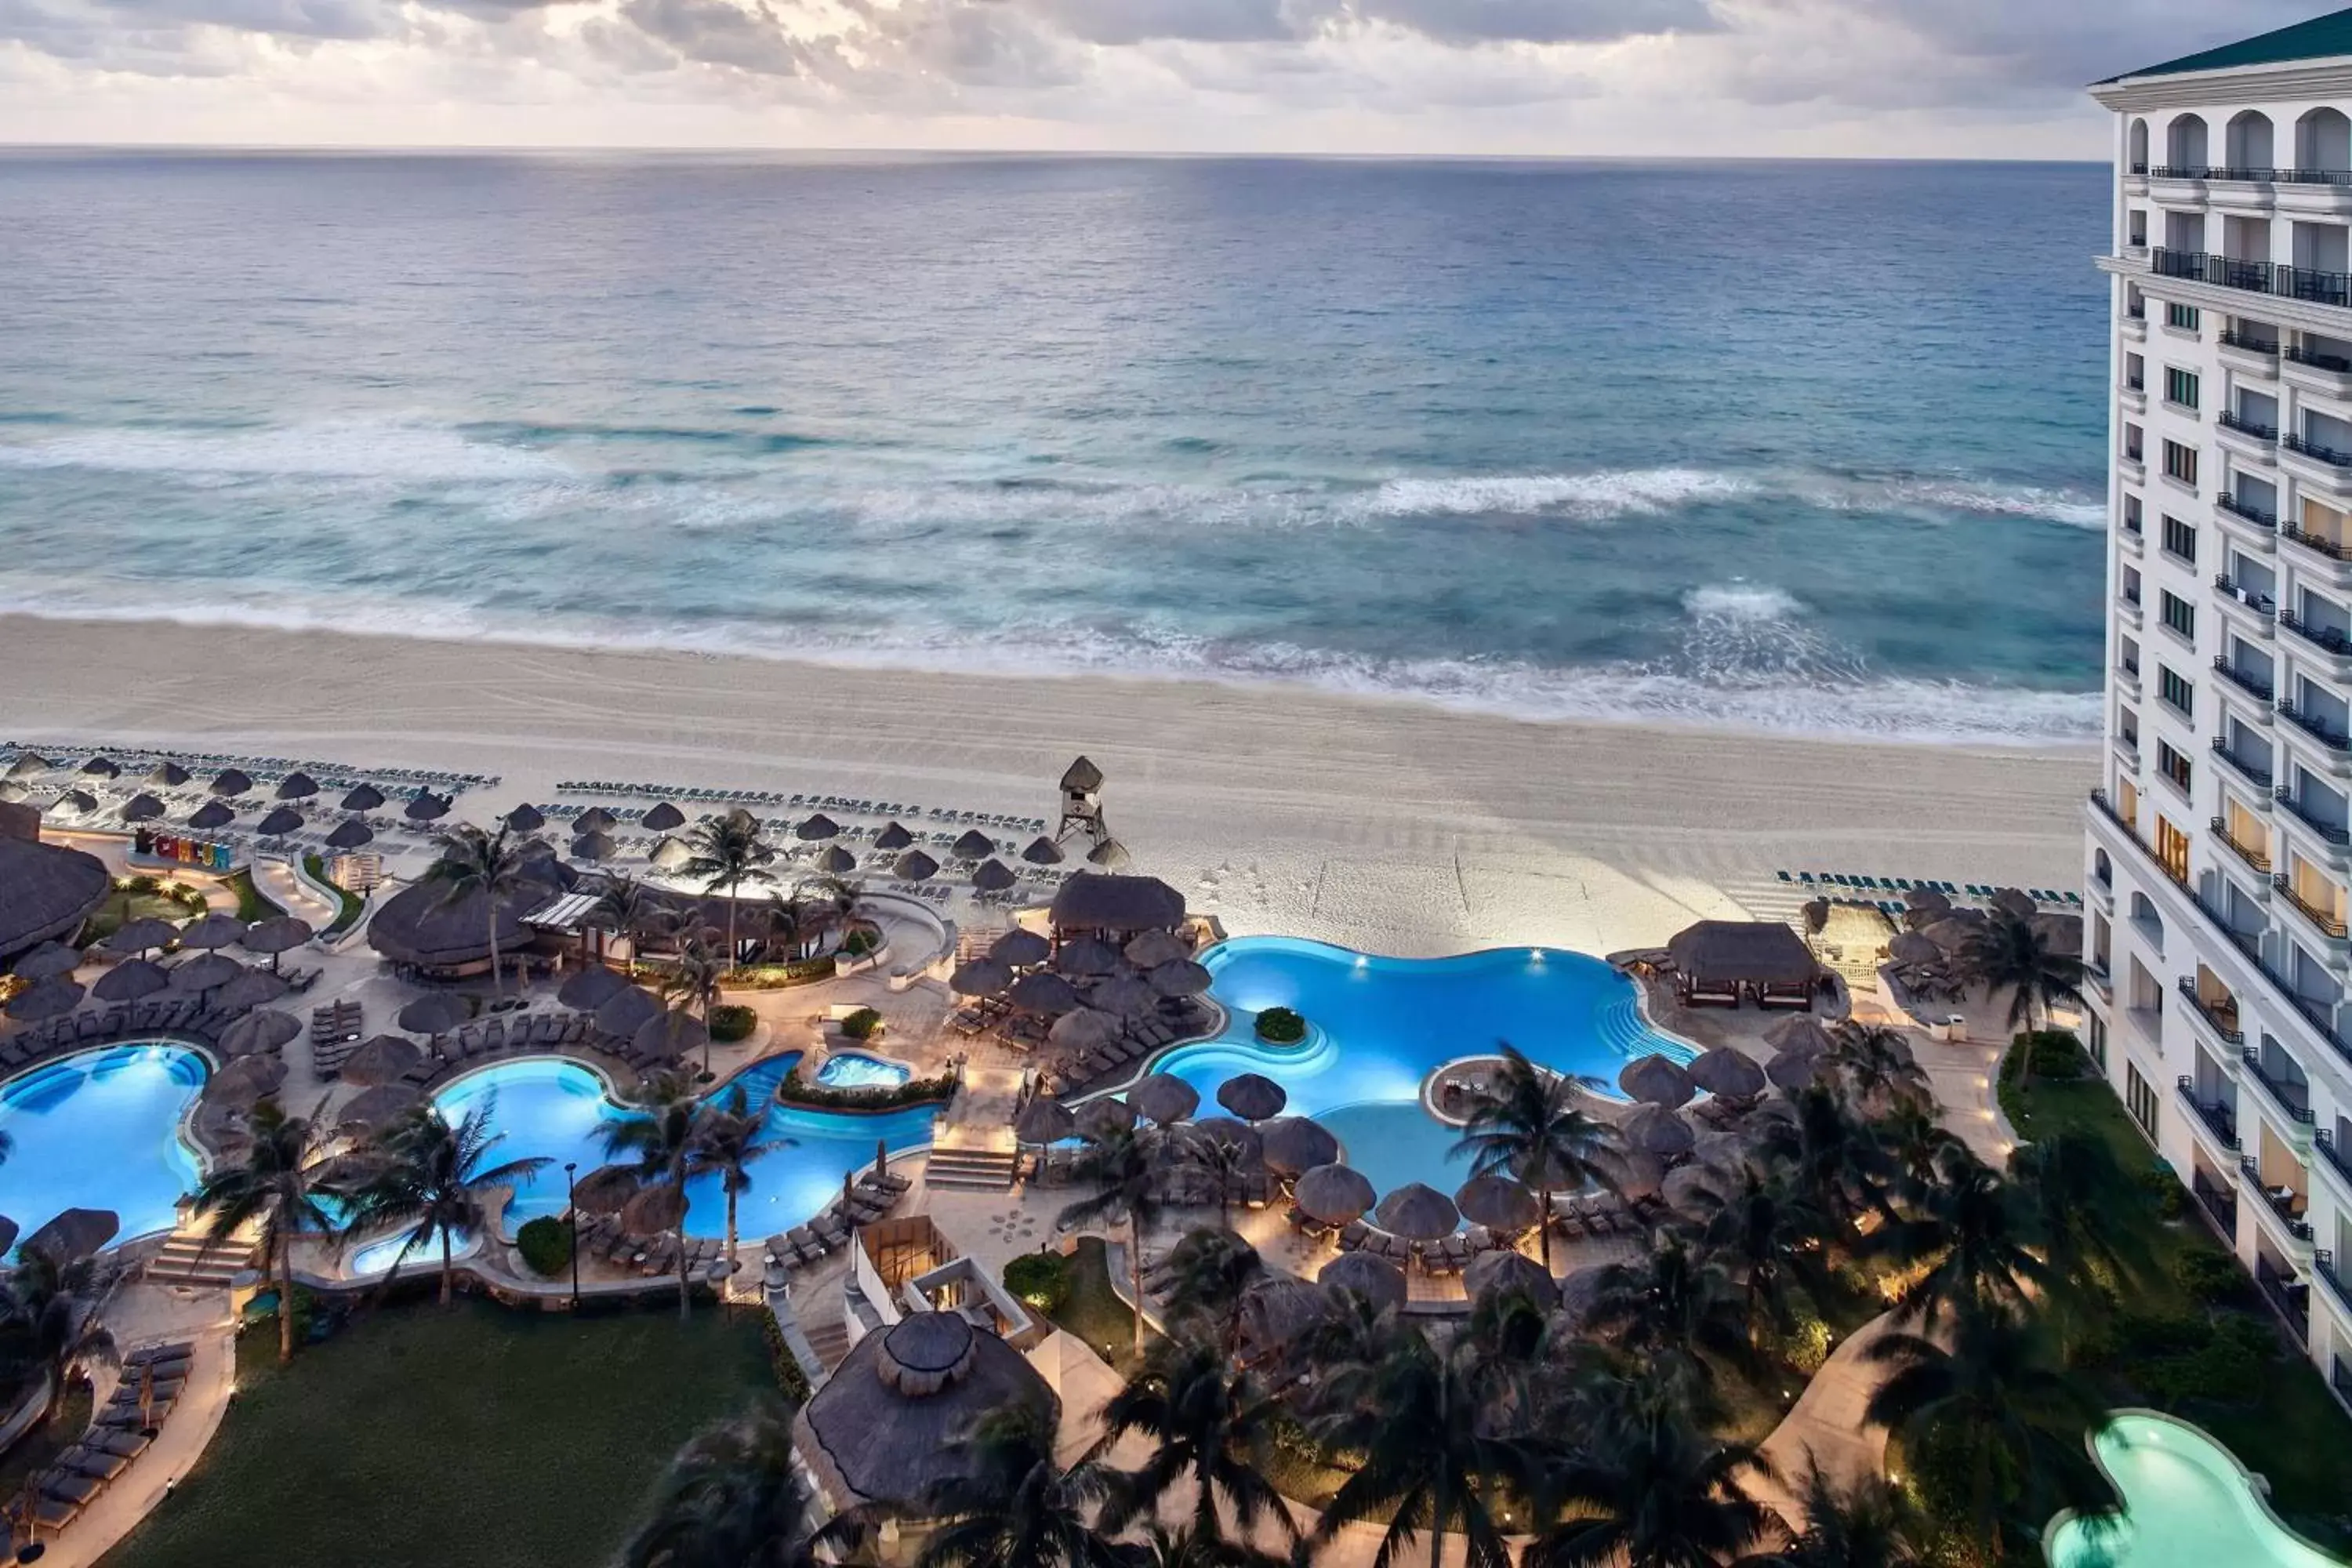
[0,614,2096,955]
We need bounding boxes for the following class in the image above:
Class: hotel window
[2158,664,2194,716]
[2163,440,2199,488]
[2303,497,2349,552]
[2156,740,2192,793]
[2125,423,2145,460]
[2087,1013,2107,1069]
[2162,515,2198,562]
[2125,1063,2158,1140]
[2165,366,2201,409]
[2160,590,2195,639]
[2129,286,2147,320]
[2130,210,2149,248]
[2123,493,2143,535]
[2155,815,2190,884]
[2126,353,2147,390]
[2169,303,2201,332]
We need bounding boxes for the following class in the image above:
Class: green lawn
[302,855,367,936]
[2002,1061,2352,1549]
[222,869,288,924]
[103,1302,775,1568]
[78,887,206,946]
[1050,1237,1156,1374]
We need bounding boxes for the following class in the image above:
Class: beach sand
[0,615,2096,956]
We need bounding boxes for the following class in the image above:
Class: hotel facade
[2085,11,2352,1400]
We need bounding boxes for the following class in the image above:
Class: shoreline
[0,612,2098,956]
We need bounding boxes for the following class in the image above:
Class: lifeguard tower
[1056,756,1109,848]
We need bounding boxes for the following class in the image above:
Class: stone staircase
[800,1312,851,1370]
[143,1229,253,1290]
[921,1146,1019,1192]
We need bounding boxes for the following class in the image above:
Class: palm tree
[625,1405,829,1568]
[1123,1521,1288,1568]
[1824,1024,1930,1113]
[1309,1330,1530,1568]
[690,1085,784,1298]
[1873,1099,1962,1207]
[1155,1227,1265,1352]
[425,822,537,999]
[1176,1123,1259,1233]
[590,874,669,977]
[1957,909,2086,1057]
[1523,1379,1774,1568]
[1057,1124,1170,1358]
[681,814,774,973]
[603,1077,709,1319]
[2006,1134,2149,1326]
[1584,1232,1753,1376]
[761,889,819,963]
[0,1249,116,1426]
[659,935,731,1079]
[1697,1165,1831,1352]
[805,873,869,941]
[1862,1304,2110,1564]
[1769,1464,1932,1568]
[914,1403,1127,1568]
[1755,1088,1892,1232]
[1886,1145,2047,1330]
[344,1098,550,1307]
[1097,1331,1296,1549]
[1450,1042,1620,1271]
[188,1098,337,1363]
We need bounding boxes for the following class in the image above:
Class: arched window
[2298,107,2351,175]
[2128,891,2164,953]
[2167,114,2209,172]
[2094,848,2113,887]
[2129,118,2150,173]
[2227,110,2274,173]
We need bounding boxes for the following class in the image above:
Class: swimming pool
[1150,938,1693,1200]
[347,1225,480,1279]
[2045,1412,2345,1568]
[0,1042,209,1250]
[432,1053,938,1239]
[815,1051,912,1091]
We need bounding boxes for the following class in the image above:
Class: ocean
[0,152,2111,745]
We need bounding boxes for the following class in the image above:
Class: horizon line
[0,143,2108,165]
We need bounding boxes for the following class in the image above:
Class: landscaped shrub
[708,1004,757,1043]
[760,1308,811,1406]
[839,1007,884,1041]
[516,1217,572,1279]
[1003,1250,1072,1314]
[2136,1166,2189,1221]
[840,928,878,958]
[775,1065,959,1112]
[1769,1307,1834,1375]
[1255,1007,1307,1044]
[2013,1028,2088,1080]
[2173,1245,2248,1304]
[2143,1320,2267,1405]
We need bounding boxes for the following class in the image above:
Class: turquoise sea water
[0,1042,209,1248]
[1152,937,1691,1198]
[433,1052,936,1237]
[0,153,2108,743]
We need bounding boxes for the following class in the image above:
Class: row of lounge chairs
[311,999,362,1046]
[1333,1224,1515,1275]
[762,1167,914,1271]
[1551,1192,1660,1238]
[1778,870,2084,908]
[11,746,490,790]
[572,1214,735,1279]
[0,989,300,1067]
[13,1341,193,1537]
[553,782,1050,834]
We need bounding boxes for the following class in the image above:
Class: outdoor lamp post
[564,1161,580,1311]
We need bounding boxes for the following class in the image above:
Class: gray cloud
[619,0,802,73]
[1351,0,1711,45]
[1022,0,1316,45]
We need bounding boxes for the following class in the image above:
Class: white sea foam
[1350,468,1759,521]
[0,419,575,485]
[1682,584,1806,622]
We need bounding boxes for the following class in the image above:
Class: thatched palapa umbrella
[873,822,915,852]
[638,801,686,832]
[1766,1051,1818,1093]
[1888,931,1941,967]
[1319,1252,1406,1312]
[571,831,617,863]
[1013,1096,1076,1145]
[1127,1073,1199,1126]
[241,915,314,968]
[1260,1116,1338,1176]
[1147,959,1211,998]
[341,783,386,811]
[327,818,374,850]
[971,859,1016,894]
[1054,938,1121,978]
[796,814,841,842]
[1047,1007,1120,1053]
[1763,1014,1835,1058]
[1189,1116,1261,1163]
[1123,930,1189,969]
[10,942,82,982]
[557,965,629,1011]
[595,986,664,1040]
[1663,1164,1721,1214]
[1373,1182,1459,1241]
[93,958,169,1002]
[79,757,119,780]
[1075,1097,1136,1141]
[209,768,253,798]
[404,791,450,822]
[219,1008,301,1057]
[186,800,234,833]
[1007,971,1080,1016]
[397,993,469,1036]
[1294,1163,1375,1225]
[274,771,320,800]
[573,807,618,834]
[100,916,180,956]
[209,1054,287,1105]
[212,967,290,1011]
[167,953,241,993]
[1216,1073,1286,1121]
[1620,1054,1696,1109]
[1088,839,1131,870]
[1454,1174,1541,1233]
[49,789,96,815]
[817,845,858,877]
[893,850,938,883]
[1621,1104,1697,1159]
[633,1010,707,1062]
[1465,1250,1559,1310]
[1686,1047,1767,1100]
[5,978,82,1020]
[504,803,546,833]
[949,959,1012,999]
[989,928,1050,968]
[338,1034,425,1087]
[118,793,165,823]
[180,913,246,953]
[3,754,49,779]
[1089,971,1158,1018]
[950,829,994,862]
[24,1208,117,1263]
[571,1163,641,1216]
[146,761,191,787]
[1021,837,1064,866]
[339,1084,421,1129]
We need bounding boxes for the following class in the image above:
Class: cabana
[0,804,111,964]
[1664,920,1822,1010]
[1047,872,1185,947]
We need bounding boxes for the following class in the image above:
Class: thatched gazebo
[1465,1250,1560,1309]
[794,1313,1058,1517]
[367,859,570,978]
[1664,920,1821,1008]
[1047,873,1184,945]
[990,928,1051,968]
[0,820,110,964]
[1319,1252,1406,1312]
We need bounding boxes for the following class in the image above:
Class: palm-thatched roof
[219,1009,301,1057]
[337,1034,425,1087]
[989,928,1051,968]
[397,994,469,1034]
[795,814,841,842]
[24,1207,118,1262]
[1621,1105,1697,1158]
[873,822,914,852]
[1062,757,1104,792]
[1259,1116,1338,1175]
[557,965,630,1011]
[9,942,80,982]
[274,771,320,800]
[892,850,938,882]
[504,803,546,833]
[0,835,110,960]
[341,783,386,811]
[1686,1047,1767,1099]
[1215,1073,1286,1121]
[950,829,995,861]
[1318,1252,1406,1312]
[1123,929,1189,969]
[594,986,663,1039]
[209,768,253,797]
[186,800,234,832]
[93,958,169,1002]
[367,863,568,968]
[949,959,1012,999]
[1453,1174,1541,1232]
[1373,1181,1459,1240]
[118,793,165,822]
[1054,938,1123,977]
[1047,873,1184,935]
[1021,836,1064,866]
[1665,920,1820,988]
[1294,1163,1375,1224]
[1763,1014,1836,1058]
[1465,1250,1559,1309]
[1618,1054,1695,1109]
[1075,1098,1136,1140]
[971,859,1017,894]
[794,1313,1058,1512]
[326,818,374,851]
[1006,971,1080,1015]
[1127,1073,1199,1125]
[1014,1097,1076,1144]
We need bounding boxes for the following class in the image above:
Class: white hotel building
[2085,10,2352,1399]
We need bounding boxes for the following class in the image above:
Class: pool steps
[143,1226,253,1289]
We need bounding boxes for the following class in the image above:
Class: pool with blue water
[815,1051,912,1091]
[1150,938,1693,1199]
[0,1042,209,1249]
[2045,1414,2346,1568]
[434,1052,937,1237]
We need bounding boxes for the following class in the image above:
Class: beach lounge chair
[1338,1220,1370,1251]
[62,1446,129,1483]
[89,1428,151,1460]
[787,1225,826,1261]
[38,1470,103,1507]
[812,1213,852,1249]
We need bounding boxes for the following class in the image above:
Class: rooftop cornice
[2093,58,2352,111]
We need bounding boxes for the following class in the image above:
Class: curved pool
[815,1051,912,1091]
[1151,938,1693,1199]
[433,1053,937,1239]
[2045,1413,2345,1568]
[0,1042,210,1249]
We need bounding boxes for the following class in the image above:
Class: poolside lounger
[38,1472,103,1507]
[812,1214,852,1248]
[62,1447,129,1483]
[89,1428,151,1460]
[29,1497,81,1531]
[786,1225,826,1261]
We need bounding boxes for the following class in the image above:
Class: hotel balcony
[2277,699,2352,774]
[2213,655,2277,707]
[2220,410,2281,465]
[2257,1254,2313,1345]
[2272,786,2352,868]
[2192,1165,2240,1241]
[2318,1250,2352,1328]
[2285,344,2352,398]
[2181,975,2249,1045]
[2179,1077,2245,1157]
[2223,330,2284,379]
[2274,875,2352,947]
[2239,1047,2319,1138]
[2239,1157,2316,1250]
[2212,814,2274,874]
[2119,514,2144,555]
[2316,1128,2352,1203]
[2281,523,2352,586]
[2151,248,2352,308]
[2218,491,2281,548]
[2278,610,2352,677]
[2214,736,2277,790]
[2216,574,2279,637]
[2284,434,2352,500]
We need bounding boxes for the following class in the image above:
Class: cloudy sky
[0,0,2325,153]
